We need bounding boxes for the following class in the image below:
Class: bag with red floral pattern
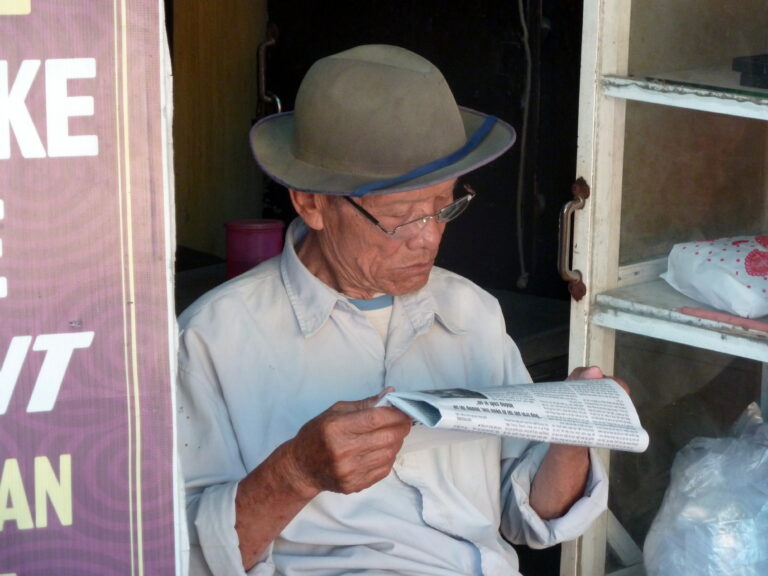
[661,235,768,319]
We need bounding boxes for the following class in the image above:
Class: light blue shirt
[177,219,607,576]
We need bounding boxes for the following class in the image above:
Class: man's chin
[384,272,431,296]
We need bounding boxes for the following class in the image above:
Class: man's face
[307,179,457,298]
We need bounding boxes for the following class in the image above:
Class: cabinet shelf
[591,279,768,362]
[603,69,768,120]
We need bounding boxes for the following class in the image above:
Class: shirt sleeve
[178,327,277,576]
[499,445,608,548]
[496,318,609,548]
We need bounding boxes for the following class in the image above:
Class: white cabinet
[563,1,768,574]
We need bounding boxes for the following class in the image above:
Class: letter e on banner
[45,58,98,157]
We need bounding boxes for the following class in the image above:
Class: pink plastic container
[225,219,285,278]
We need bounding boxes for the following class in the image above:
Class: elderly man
[178,44,610,576]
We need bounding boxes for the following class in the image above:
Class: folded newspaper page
[379,378,648,453]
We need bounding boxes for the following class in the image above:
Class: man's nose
[406,217,443,250]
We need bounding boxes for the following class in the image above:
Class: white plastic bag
[661,235,768,318]
[643,403,768,576]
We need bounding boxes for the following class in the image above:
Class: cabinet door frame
[561,1,631,574]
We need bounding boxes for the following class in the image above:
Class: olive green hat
[249,44,516,196]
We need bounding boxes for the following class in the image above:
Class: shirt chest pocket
[395,436,503,530]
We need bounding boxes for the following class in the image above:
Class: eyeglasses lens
[393,194,473,238]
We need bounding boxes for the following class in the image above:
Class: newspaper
[379,378,648,453]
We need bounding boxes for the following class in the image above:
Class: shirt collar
[280,219,341,337]
[280,218,466,338]
[399,280,466,336]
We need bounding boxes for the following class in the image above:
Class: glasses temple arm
[343,196,383,227]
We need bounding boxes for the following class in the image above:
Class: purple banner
[0,1,177,574]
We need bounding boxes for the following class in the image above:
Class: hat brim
[249,107,516,196]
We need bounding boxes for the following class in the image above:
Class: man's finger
[611,376,631,394]
[567,365,604,381]
[331,387,397,413]
[568,365,631,395]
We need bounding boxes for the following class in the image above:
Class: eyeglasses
[344,183,476,240]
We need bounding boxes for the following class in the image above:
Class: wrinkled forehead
[357,178,459,208]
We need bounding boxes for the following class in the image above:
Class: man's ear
[288,189,328,231]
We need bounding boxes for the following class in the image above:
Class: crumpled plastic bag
[643,403,768,576]
[661,236,768,318]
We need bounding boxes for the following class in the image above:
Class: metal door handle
[558,177,590,301]
[257,24,281,116]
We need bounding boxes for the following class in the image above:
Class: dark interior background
[259,0,583,301]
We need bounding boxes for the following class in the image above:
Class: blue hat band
[351,115,498,197]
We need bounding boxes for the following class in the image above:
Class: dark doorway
[263,0,583,302]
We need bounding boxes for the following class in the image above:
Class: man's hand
[568,364,630,393]
[282,390,414,498]
[235,389,412,569]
